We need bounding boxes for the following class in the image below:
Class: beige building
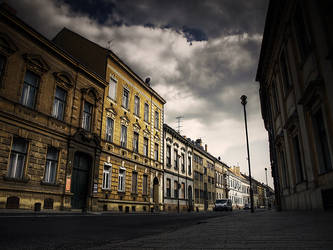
[215,159,228,200]
[227,166,250,209]
[53,28,166,212]
[256,0,333,210]
[0,4,106,211]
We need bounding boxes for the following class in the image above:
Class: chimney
[205,144,207,152]
[218,156,221,160]
[1,3,17,15]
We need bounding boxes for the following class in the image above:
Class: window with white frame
[108,75,117,100]
[134,95,140,116]
[144,103,149,122]
[106,118,114,142]
[8,138,27,179]
[143,174,148,195]
[44,147,58,183]
[102,164,112,189]
[122,88,129,109]
[52,86,67,121]
[82,101,93,131]
[154,110,159,129]
[133,132,139,153]
[21,70,39,109]
[132,171,138,194]
[143,137,148,157]
[120,125,127,147]
[118,168,125,192]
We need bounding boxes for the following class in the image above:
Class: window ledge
[40,180,60,187]
[3,175,30,183]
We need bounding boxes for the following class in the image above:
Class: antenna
[176,116,184,134]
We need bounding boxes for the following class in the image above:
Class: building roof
[53,27,166,104]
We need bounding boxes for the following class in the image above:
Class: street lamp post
[241,95,254,213]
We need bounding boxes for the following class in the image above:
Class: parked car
[214,199,232,211]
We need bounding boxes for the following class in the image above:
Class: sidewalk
[101,210,333,249]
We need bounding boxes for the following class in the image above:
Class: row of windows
[165,145,192,175]
[102,164,148,195]
[7,137,59,184]
[194,189,215,201]
[108,76,160,129]
[193,154,203,165]
[165,178,186,199]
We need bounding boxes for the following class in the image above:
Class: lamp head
[240,95,247,105]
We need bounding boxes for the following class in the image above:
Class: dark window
[280,50,292,94]
[294,4,311,61]
[143,175,148,195]
[174,150,178,169]
[154,110,159,129]
[279,147,289,188]
[188,156,192,175]
[132,172,138,194]
[144,103,149,122]
[121,125,127,147]
[44,147,58,184]
[154,143,159,161]
[181,153,185,172]
[8,138,27,179]
[312,109,332,173]
[143,137,148,157]
[174,181,178,198]
[133,132,139,153]
[166,178,171,198]
[200,173,203,182]
[166,145,171,166]
[122,88,129,109]
[82,101,92,131]
[204,167,207,175]
[293,135,305,183]
[134,96,140,116]
[21,70,39,108]
[106,118,114,142]
[0,54,5,85]
[52,86,67,120]
[272,82,279,115]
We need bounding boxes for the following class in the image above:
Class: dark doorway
[71,152,91,209]
[6,196,19,209]
[188,186,193,211]
[153,177,159,205]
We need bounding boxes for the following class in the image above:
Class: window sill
[3,175,30,183]
[133,113,141,119]
[40,180,60,187]
[121,105,130,112]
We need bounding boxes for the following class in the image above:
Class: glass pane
[15,154,25,179]
[24,70,39,87]
[46,148,58,161]
[12,138,27,153]
[55,86,67,101]
[84,102,92,113]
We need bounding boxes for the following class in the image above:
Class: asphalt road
[0,212,227,249]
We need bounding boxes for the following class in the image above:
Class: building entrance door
[153,177,159,210]
[71,152,91,209]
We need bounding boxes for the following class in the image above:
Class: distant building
[163,124,194,212]
[256,0,333,210]
[227,166,249,209]
[215,158,228,200]
[53,28,166,212]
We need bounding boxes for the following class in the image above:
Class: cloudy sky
[9,0,272,187]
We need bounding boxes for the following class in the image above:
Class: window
[280,50,292,94]
[188,156,192,175]
[166,145,171,166]
[8,138,27,179]
[199,173,203,182]
[154,143,159,161]
[122,88,129,109]
[120,125,127,147]
[312,108,332,173]
[272,82,279,115]
[102,164,111,189]
[118,168,125,192]
[174,150,178,169]
[134,96,140,116]
[293,135,305,183]
[174,181,178,198]
[154,110,159,129]
[44,147,58,184]
[181,153,185,172]
[279,147,289,188]
[144,103,149,122]
[132,172,138,194]
[294,4,311,61]
[181,182,185,199]
[133,132,139,153]
[143,175,148,195]
[82,101,93,131]
[0,54,5,84]
[166,178,171,198]
[108,76,117,100]
[143,137,149,157]
[195,188,199,199]
[21,70,39,109]
[52,86,67,120]
[106,118,114,142]
[204,167,207,175]
[194,171,199,180]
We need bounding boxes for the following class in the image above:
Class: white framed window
[133,132,139,153]
[144,103,149,122]
[154,110,159,129]
[102,163,112,189]
[120,125,127,148]
[52,86,67,121]
[8,138,28,179]
[143,137,148,157]
[134,95,140,116]
[21,70,39,109]
[132,171,138,194]
[122,88,129,109]
[108,75,117,100]
[82,101,93,131]
[44,147,58,183]
[118,168,125,192]
[106,118,114,142]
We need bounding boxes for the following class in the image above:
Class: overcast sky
[9,0,272,187]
